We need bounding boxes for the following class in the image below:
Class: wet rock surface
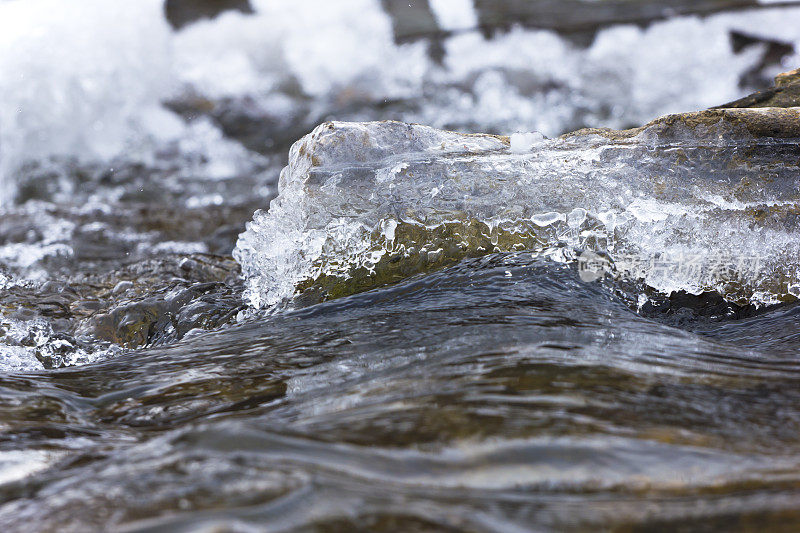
[0,153,265,369]
[719,66,800,107]
[569,105,800,139]
[1,254,243,368]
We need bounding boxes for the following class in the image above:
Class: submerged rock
[0,254,244,369]
[235,89,800,309]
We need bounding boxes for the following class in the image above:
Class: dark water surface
[2,256,800,531]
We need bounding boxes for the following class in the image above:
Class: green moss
[295,219,550,303]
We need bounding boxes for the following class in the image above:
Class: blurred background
[2,0,799,197]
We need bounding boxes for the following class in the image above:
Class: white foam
[0,345,44,373]
[429,10,791,135]
[510,132,546,153]
[0,0,177,202]
[0,450,58,485]
[0,313,115,372]
[429,0,478,31]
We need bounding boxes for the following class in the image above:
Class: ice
[234,121,508,309]
[3,0,800,205]
[0,0,800,201]
[510,132,546,153]
[2,0,800,311]
[0,313,113,372]
[234,120,800,309]
[531,212,566,227]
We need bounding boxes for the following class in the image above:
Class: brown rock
[714,67,800,108]
[564,106,800,141]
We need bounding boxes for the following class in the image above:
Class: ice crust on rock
[235,120,800,309]
[234,121,509,309]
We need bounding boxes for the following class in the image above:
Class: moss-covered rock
[564,106,800,141]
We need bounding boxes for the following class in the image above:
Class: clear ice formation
[235,120,800,309]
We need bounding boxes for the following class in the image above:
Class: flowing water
[2,1,800,531]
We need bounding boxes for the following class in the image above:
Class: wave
[234,118,800,309]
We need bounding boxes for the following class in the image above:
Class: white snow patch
[510,132,546,153]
